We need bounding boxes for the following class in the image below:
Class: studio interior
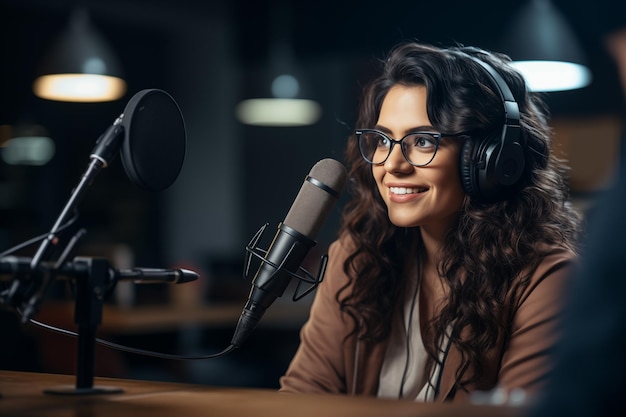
[1,0,624,391]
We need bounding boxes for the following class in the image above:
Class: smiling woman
[370,85,465,231]
[279,40,582,403]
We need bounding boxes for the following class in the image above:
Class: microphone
[116,267,198,284]
[0,256,198,285]
[231,158,348,348]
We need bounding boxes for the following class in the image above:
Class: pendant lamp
[235,4,321,127]
[32,8,126,102]
[502,0,592,92]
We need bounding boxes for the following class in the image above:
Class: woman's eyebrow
[374,124,437,134]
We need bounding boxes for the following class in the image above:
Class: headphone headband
[466,55,521,128]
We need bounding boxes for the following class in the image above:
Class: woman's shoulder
[520,243,578,294]
[329,233,357,256]
[535,243,578,270]
[322,234,359,290]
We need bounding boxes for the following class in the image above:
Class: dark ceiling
[1,0,625,123]
[1,0,624,387]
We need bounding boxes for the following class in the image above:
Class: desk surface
[0,370,524,417]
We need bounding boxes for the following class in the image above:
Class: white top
[377,283,448,401]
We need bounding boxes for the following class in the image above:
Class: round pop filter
[120,89,186,191]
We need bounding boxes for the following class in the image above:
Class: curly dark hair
[337,41,581,387]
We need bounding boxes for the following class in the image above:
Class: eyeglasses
[355,129,444,167]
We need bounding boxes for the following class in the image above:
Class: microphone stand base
[41,258,122,396]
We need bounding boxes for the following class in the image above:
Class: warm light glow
[33,73,127,102]
[510,61,592,92]
[235,98,322,126]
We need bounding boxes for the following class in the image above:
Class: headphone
[458,53,526,202]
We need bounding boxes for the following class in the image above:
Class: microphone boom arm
[30,117,124,271]
[23,118,125,322]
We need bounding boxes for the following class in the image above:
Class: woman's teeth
[389,187,425,195]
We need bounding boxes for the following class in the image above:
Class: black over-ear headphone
[459,54,525,202]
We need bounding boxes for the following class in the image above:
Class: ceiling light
[235,4,321,127]
[1,124,55,166]
[32,8,126,102]
[235,98,322,127]
[502,0,592,92]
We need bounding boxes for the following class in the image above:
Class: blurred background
[0,0,624,389]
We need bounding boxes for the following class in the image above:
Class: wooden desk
[0,370,524,417]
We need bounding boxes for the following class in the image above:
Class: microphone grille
[283,158,347,239]
[309,158,348,194]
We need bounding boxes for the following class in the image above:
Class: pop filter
[17,89,186,321]
[120,89,186,191]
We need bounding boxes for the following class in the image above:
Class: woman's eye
[413,135,435,148]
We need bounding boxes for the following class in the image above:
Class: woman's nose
[384,143,413,173]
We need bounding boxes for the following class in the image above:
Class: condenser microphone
[0,257,198,284]
[231,158,347,348]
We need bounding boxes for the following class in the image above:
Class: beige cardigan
[279,238,576,402]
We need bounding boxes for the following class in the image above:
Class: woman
[279,42,580,402]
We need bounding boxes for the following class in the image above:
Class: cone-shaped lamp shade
[235,4,321,127]
[33,9,126,102]
[503,0,592,92]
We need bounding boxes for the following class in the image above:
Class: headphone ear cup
[460,135,526,201]
[493,140,525,187]
[460,138,480,198]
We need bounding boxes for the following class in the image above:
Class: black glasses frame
[355,128,445,167]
